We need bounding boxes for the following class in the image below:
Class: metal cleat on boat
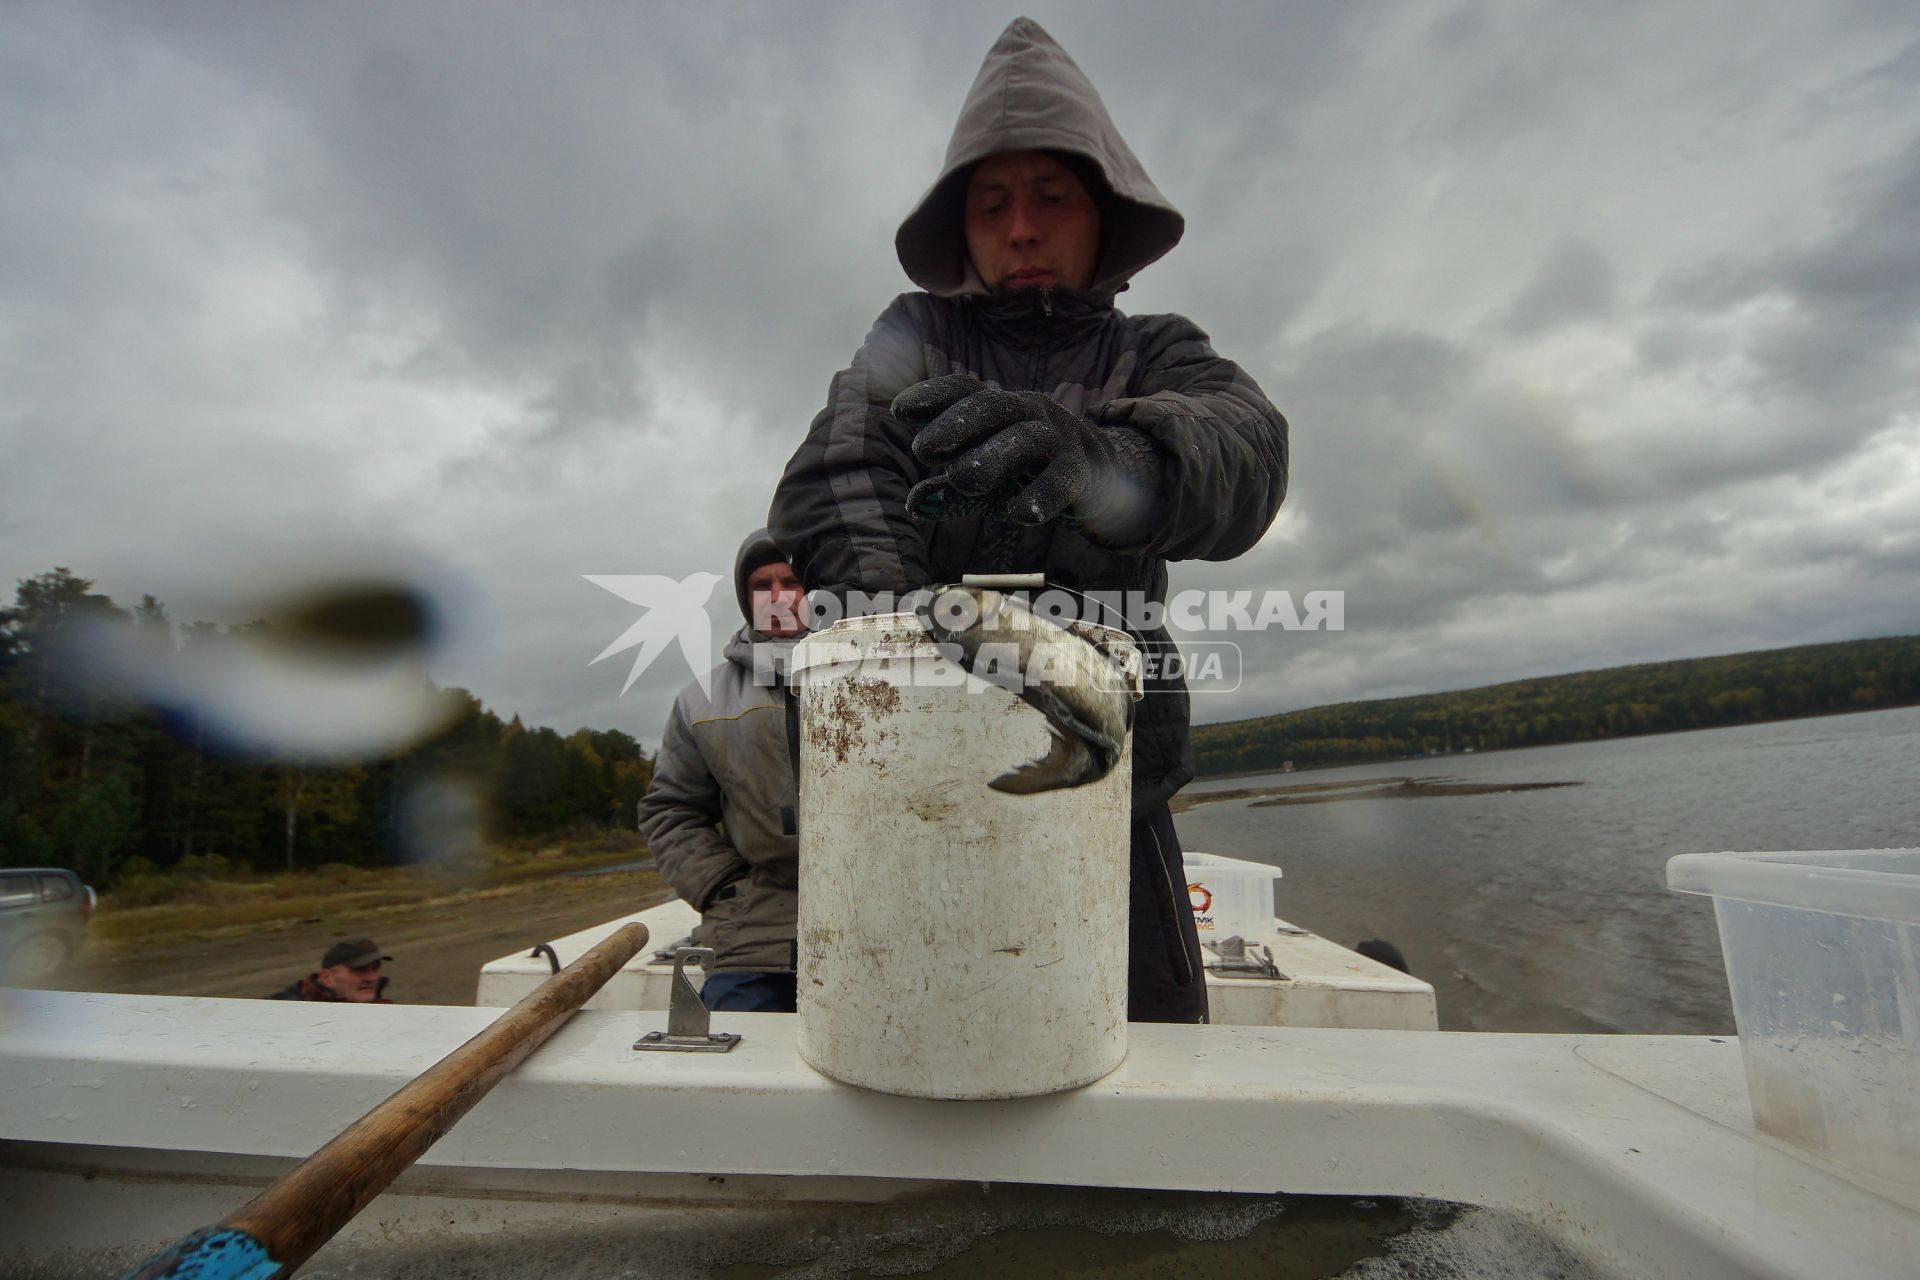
[633,946,742,1053]
[1203,935,1283,980]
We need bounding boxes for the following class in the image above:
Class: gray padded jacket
[636,531,800,971]
[769,17,1289,810]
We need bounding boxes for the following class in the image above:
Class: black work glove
[894,374,1164,545]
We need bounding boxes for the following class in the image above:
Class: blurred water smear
[69,551,485,762]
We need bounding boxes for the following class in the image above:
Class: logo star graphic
[584,572,725,697]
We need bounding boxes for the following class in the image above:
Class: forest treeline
[1191,634,1920,776]
[11,565,1916,881]
[0,568,651,886]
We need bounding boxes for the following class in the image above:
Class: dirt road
[45,870,673,1006]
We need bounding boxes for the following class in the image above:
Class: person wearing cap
[637,529,808,1013]
[769,18,1289,1024]
[268,938,394,1003]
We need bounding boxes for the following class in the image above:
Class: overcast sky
[5,1,1917,751]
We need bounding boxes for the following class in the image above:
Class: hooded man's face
[747,561,807,638]
[963,151,1101,293]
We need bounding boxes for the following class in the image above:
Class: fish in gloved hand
[893,374,1164,547]
[913,585,1133,794]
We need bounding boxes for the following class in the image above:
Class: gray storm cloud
[3,1,1917,750]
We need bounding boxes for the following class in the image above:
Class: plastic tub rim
[1666,848,1920,925]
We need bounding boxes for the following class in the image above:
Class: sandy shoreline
[1172,775,1581,813]
[46,870,673,1007]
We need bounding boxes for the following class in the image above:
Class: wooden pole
[121,921,649,1279]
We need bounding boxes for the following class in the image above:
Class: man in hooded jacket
[637,529,807,1012]
[769,18,1288,1023]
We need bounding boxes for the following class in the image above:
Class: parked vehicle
[0,867,95,983]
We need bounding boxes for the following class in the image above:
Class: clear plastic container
[1184,852,1282,942]
[1667,849,1920,1188]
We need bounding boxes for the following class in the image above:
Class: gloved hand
[893,374,1163,543]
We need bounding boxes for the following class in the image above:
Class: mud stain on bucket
[808,676,904,768]
[905,781,965,823]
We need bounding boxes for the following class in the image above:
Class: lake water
[1175,705,1920,1032]
[686,709,1917,1278]
[41,711,1919,1280]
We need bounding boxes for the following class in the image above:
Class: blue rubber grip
[118,1226,280,1280]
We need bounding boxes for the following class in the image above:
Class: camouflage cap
[321,938,391,969]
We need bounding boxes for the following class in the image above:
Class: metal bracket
[1203,935,1284,980]
[632,947,742,1053]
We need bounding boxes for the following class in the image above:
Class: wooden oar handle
[121,920,649,1279]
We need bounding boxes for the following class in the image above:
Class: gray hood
[896,17,1184,299]
[732,527,785,623]
[731,528,805,670]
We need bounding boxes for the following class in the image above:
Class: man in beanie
[770,18,1288,1023]
[638,529,808,1012]
[269,938,393,1003]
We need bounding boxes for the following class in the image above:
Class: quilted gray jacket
[769,18,1288,809]
[637,532,800,971]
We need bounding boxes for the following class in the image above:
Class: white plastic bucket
[791,611,1137,1100]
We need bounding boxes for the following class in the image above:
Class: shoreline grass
[91,831,660,956]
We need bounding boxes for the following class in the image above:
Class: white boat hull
[4,988,1916,1278]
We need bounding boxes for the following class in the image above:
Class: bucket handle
[958,573,1136,635]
